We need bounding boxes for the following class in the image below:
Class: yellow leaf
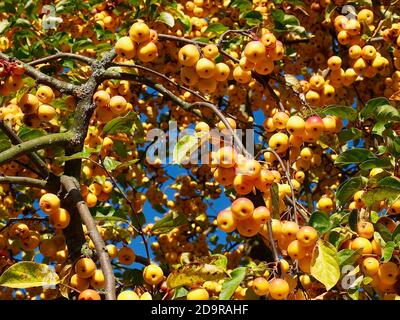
[310,240,340,291]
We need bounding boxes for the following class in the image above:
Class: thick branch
[60,175,115,300]
[0,176,47,189]
[0,52,79,96]
[28,52,95,66]
[0,132,73,166]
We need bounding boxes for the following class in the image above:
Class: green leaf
[375,224,393,243]
[103,112,141,135]
[381,241,395,263]
[359,158,392,170]
[360,97,390,120]
[122,268,144,286]
[152,212,188,235]
[335,177,366,207]
[172,287,188,300]
[334,148,376,166]
[102,156,121,171]
[205,23,229,34]
[115,159,139,170]
[348,287,359,300]
[378,176,400,190]
[0,262,59,288]
[211,254,228,270]
[337,248,363,268]
[370,211,379,223]
[157,12,175,28]
[362,187,400,207]
[387,136,400,157]
[328,230,349,249]
[230,0,252,12]
[337,128,363,143]
[243,11,263,26]
[173,135,199,164]
[17,127,46,141]
[374,231,386,248]
[55,146,100,162]
[272,9,305,34]
[308,211,332,234]
[219,267,246,300]
[0,131,11,153]
[310,240,340,291]
[322,105,357,121]
[392,224,400,242]
[348,209,358,231]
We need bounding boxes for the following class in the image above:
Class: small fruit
[75,258,96,279]
[296,226,318,247]
[118,246,135,265]
[109,95,127,115]
[378,262,399,285]
[129,22,150,43]
[362,257,379,276]
[268,278,290,300]
[287,240,306,260]
[351,237,372,254]
[143,264,164,285]
[117,290,140,300]
[252,206,271,224]
[187,288,209,300]
[70,274,90,291]
[78,289,101,300]
[50,208,70,229]
[106,244,118,259]
[217,209,237,233]
[90,270,105,289]
[357,221,374,239]
[196,58,215,79]
[36,85,54,104]
[178,44,200,67]
[39,193,61,215]
[231,198,254,221]
[115,36,136,59]
[252,277,269,296]
[244,41,266,64]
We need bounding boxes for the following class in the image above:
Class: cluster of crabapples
[0,85,58,130]
[76,260,164,301]
[114,21,284,95]
[0,59,25,97]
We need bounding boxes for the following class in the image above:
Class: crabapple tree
[0,0,399,301]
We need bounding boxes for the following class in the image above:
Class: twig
[0,52,79,96]
[28,52,95,66]
[60,175,116,300]
[0,120,50,178]
[266,149,298,224]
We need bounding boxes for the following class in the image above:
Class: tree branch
[28,52,95,66]
[0,132,73,166]
[267,148,298,224]
[60,175,115,300]
[0,52,79,96]
[0,176,47,189]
